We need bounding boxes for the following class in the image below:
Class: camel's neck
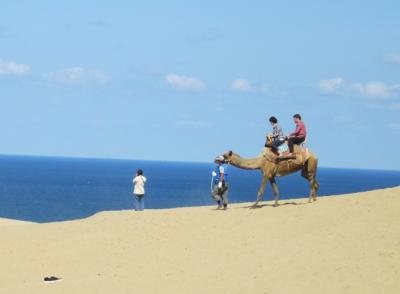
[230,155,264,170]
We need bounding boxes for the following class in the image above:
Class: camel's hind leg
[302,156,319,202]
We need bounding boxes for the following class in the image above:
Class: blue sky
[1,0,400,170]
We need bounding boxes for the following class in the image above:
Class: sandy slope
[0,219,33,226]
[1,187,399,294]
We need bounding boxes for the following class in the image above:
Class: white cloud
[387,54,400,65]
[166,74,205,91]
[230,78,252,92]
[0,59,31,76]
[318,77,344,93]
[43,66,110,84]
[316,78,400,99]
[353,82,394,99]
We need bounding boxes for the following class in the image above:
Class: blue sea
[0,155,399,223]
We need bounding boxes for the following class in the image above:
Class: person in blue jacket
[211,155,229,210]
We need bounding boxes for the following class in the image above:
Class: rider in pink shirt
[287,114,307,155]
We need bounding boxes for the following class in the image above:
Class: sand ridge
[1,187,399,294]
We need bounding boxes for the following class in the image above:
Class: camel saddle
[278,142,309,165]
[263,141,310,166]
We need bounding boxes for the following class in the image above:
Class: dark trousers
[265,139,284,152]
[134,194,145,211]
[288,137,305,153]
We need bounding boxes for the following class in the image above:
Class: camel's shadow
[241,201,310,209]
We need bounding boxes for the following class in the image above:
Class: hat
[214,155,224,162]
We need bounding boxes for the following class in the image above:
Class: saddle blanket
[278,143,289,153]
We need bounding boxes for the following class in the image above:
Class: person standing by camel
[133,169,147,211]
[286,114,307,156]
[211,155,229,210]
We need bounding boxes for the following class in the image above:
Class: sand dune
[1,187,399,294]
[0,219,33,226]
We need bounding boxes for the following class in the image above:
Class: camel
[222,146,319,206]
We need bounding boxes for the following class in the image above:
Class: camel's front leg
[254,175,269,206]
[270,178,280,206]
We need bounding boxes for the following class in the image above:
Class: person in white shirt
[132,169,147,211]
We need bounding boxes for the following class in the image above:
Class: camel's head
[222,150,235,163]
